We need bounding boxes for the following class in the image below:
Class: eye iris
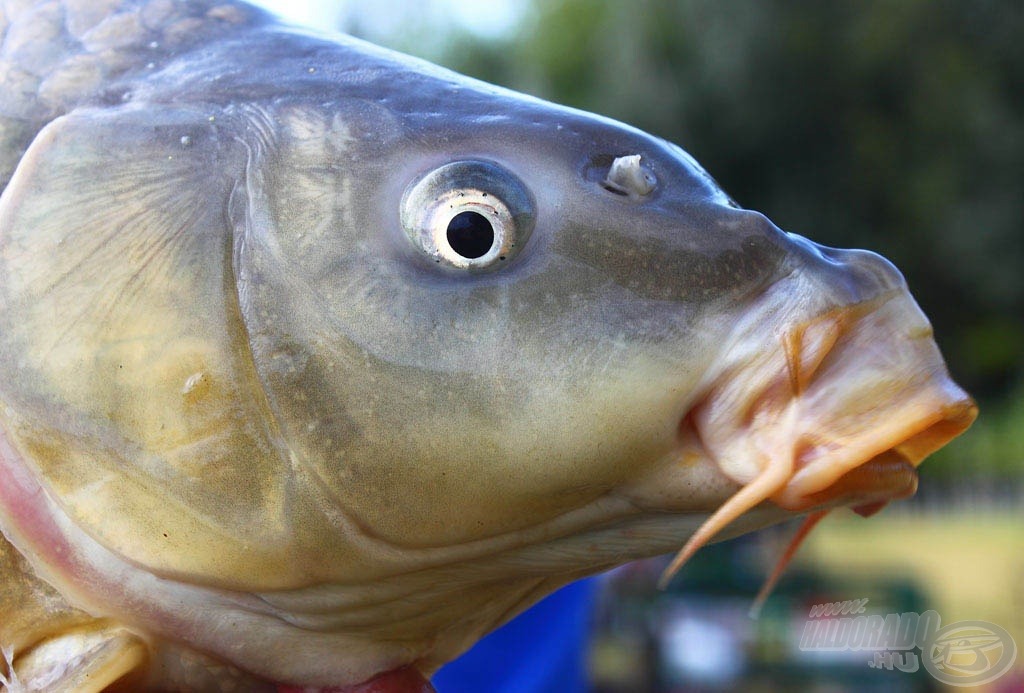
[446,211,494,259]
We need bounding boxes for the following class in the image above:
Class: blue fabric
[432,578,598,693]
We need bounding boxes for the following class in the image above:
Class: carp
[0,1,975,690]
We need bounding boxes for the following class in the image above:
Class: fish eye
[401,160,535,269]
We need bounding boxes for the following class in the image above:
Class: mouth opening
[804,449,918,516]
[779,393,977,513]
[658,295,978,595]
[661,398,975,609]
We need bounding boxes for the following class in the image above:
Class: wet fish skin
[0,1,975,690]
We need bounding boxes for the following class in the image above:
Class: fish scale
[0,0,264,191]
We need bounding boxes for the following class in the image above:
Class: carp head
[0,2,975,689]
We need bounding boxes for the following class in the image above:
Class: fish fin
[0,531,99,682]
[2,623,148,693]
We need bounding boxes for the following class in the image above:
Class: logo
[923,620,1018,687]
[799,600,1017,686]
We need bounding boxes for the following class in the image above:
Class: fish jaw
[775,316,975,514]
[643,246,976,585]
[683,263,976,518]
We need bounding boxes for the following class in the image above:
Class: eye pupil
[446,211,494,259]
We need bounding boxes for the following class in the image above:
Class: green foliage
[347,1,1024,476]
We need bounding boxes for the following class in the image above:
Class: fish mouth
[803,449,918,519]
[765,293,978,513]
[659,288,977,585]
[796,406,972,518]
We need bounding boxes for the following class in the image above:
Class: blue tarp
[432,578,598,693]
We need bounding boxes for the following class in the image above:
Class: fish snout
[654,230,975,592]
[696,211,909,310]
[690,284,976,517]
[656,284,975,583]
[769,290,977,512]
[786,232,910,305]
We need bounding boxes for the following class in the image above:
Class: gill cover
[0,105,325,589]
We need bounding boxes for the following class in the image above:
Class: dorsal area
[0,0,267,192]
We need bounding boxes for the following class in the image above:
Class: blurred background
[252,1,1023,690]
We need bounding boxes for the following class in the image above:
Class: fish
[0,1,977,691]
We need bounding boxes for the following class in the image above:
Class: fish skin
[0,1,975,690]
[0,0,273,192]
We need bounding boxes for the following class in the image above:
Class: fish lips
[773,303,976,513]
[683,287,977,517]
[650,285,975,587]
